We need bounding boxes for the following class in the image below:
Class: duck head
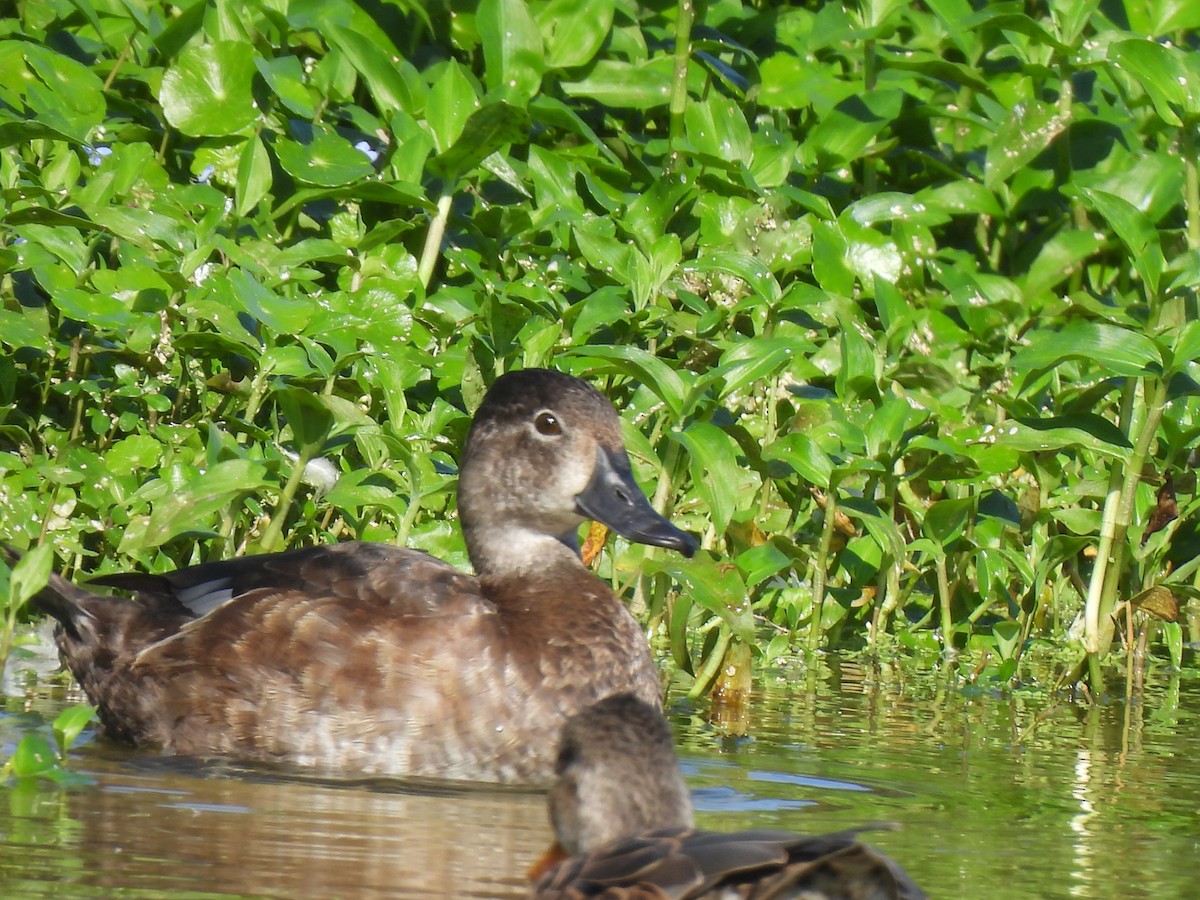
[457,369,698,576]
[548,693,694,855]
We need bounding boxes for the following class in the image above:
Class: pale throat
[465,522,586,577]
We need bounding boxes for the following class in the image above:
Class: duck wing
[533,826,926,900]
[39,543,514,770]
[91,541,479,617]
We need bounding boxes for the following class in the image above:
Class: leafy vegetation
[1,703,95,786]
[1,0,1198,703]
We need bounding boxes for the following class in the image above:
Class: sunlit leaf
[160,42,258,136]
[1002,414,1132,461]
[985,98,1069,189]
[1077,186,1164,294]
[670,422,741,536]
[1011,321,1162,386]
[325,24,425,114]
[478,0,544,103]
[537,0,614,69]
[562,58,674,108]
[276,127,375,187]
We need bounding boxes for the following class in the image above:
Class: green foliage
[1,704,95,786]
[1,0,1198,698]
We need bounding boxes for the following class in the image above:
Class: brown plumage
[531,695,926,899]
[9,369,697,783]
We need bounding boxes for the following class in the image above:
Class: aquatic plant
[0,0,1197,703]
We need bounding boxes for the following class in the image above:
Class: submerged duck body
[532,695,926,899]
[16,369,697,783]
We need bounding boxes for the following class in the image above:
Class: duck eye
[534,411,563,436]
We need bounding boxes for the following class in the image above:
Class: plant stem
[687,625,730,699]
[1081,376,1167,694]
[936,554,954,651]
[258,445,315,552]
[862,38,877,195]
[807,488,839,652]
[666,0,696,172]
[418,191,454,289]
[1183,119,1200,251]
[1082,378,1137,654]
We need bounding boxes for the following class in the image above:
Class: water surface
[3,654,1197,898]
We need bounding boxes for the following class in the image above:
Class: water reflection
[3,657,1199,898]
[5,747,547,899]
[671,657,1200,899]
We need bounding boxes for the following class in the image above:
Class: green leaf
[537,0,615,69]
[645,552,755,643]
[669,422,741,536]
[325,24,425,115]
[255,54,315,118]
[6,733,59,779]
[1123,0,1200,34]
[562,58,674,109]
[1168,320,1200,372]
[685,93,753,166]
[427,60,480,154]
[160,42,259,137]
[735,542,793,588]
[227,268,313,334]
[1011,321,1162,385]
[847,192,953,227]
[923,497,973,547]
[275,386,337,450]
[6,544,53,609]
[711,339,810,399]
[566,347,693,420]
[1003,414,1133,461]
[131,460,271,552]
[236,134,272,216]
[0,307,51,352]
[992,620,1021,661]
[685,252,782,303]
[1020,229,1105,300]
[798,91,903,167]
[0,42,105,142]
[985,98,1069,189]
[104,434,164,476]
[1108,39,1197,126]
[478,0,545,103]
[52,705,96,754]
[763,433,835,488]
[429,102,531,183]
[275,127,375,187]
[1077,187,1164,295]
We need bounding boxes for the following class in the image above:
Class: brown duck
[10,369,697,783]
[531,694,927,899]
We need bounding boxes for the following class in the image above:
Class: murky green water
[2,652,1198,898]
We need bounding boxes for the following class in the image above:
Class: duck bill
[575,447,698,557]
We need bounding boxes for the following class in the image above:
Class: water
[3,653,1198,898]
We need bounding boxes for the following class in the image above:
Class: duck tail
[2,545,98,642]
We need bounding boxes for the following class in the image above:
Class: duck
[531,694,927,899]
[8,369,698,783]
